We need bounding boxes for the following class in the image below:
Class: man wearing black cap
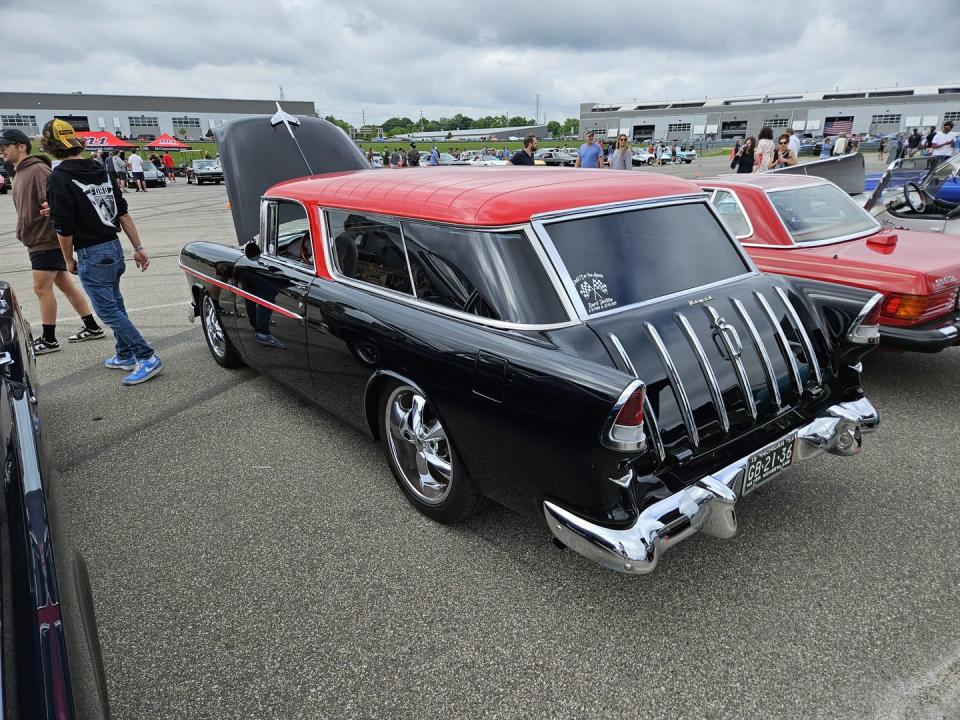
[40,118,163,385]
[0,128,103,355]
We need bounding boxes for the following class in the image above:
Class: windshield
[194,160,218,169]
[767,183,877,244]
[927,153,960,185]
[545,203,751,315]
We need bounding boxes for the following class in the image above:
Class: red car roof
[268,167,702,226]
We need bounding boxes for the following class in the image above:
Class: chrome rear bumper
[543,398,879,575]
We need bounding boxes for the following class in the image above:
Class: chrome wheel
[385,385,453,505]
[202,295,226,359]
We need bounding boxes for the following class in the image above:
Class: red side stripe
[180,264,304,321]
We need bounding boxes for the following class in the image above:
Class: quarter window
[708,190,751,238]
[265,200,313,268]
[401,222,568,324]
[326,210,412,295]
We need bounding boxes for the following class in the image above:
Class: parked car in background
[427,152,470,166]
[631,148,656,166]
[128,161,167,188]
[535,149,577,166]
[462,154,509,166]
[863,152,960,235]
[0,281,111,718]
[187,159,225,185]
[699,174,960,352]
[660,148,697,164]
[180,113,882,577]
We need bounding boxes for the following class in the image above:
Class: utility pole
[279,85,284,100]
[361,108,366,128]
[419,111,424,133]
[535,93,541,126]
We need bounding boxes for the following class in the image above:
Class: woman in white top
[753,126,775,172]
[607,134,633,170]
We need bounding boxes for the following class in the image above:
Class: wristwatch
[133,244,144,252]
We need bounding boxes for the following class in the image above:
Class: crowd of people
[886,122,957,161]
[84,147,179,190]
[0,119,162,385]
[730,127,802,174]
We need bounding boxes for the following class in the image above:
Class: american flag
[824,118,854,136]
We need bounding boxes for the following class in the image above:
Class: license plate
[742,434,796,495]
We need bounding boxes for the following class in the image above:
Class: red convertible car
[698,174,960,353]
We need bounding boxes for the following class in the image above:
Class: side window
[401,222,568,324]
[264,200,313,267]
[709,189,751,238]
[326,210,413,295]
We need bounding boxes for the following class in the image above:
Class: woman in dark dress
[730,136,756,173]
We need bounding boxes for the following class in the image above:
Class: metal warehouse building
[580,84,960,142]
[0,92,316,141]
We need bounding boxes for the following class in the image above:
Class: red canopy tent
[145,133,192,150]
[75,131,136,149]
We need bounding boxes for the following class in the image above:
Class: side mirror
[244,240,261,260]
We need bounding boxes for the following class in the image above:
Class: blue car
[864,153,960,203]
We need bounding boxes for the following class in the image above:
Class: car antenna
[270,102,314,176]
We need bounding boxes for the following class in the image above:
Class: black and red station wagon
[180,113,882,575]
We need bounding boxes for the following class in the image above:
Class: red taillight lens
[882,289,959,322]
[605,383,647,451]
[615,388,645,427]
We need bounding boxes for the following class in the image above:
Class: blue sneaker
[255,332,286,349]
[104,355,136,370]
[122,355,163,385]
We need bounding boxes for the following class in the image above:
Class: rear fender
[779,276,881,367]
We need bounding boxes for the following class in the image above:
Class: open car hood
[768,152,865,195]
[214,108,370,245]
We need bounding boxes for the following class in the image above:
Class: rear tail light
[882,288,959,323]
[603,380,647,451]
[847,293,884,345]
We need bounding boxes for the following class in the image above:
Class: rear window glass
[401,222,568,324]
[545,203,750,314]
[767,184,876,243]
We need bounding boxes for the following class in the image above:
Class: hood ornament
[270,102,314,177]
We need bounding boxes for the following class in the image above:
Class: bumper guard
[543,398,879,575]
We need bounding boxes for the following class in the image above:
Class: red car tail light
[603,380,647,451]
[882,288,959,323]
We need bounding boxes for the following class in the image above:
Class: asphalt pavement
[1,157,958,720]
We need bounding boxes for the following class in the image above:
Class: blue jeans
[77,239,154,361]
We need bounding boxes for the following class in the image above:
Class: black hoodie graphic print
[46,158,129,250]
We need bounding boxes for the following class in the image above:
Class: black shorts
[132,171,145,181]
[30,248,67,272]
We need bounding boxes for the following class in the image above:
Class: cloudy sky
[6,0,959,125]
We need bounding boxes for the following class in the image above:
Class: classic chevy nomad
[180,113,881,574]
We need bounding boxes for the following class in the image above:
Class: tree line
[323,113,580,137]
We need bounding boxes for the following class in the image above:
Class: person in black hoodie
[41,119,163,386]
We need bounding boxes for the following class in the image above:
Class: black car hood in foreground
[214,110,370,246]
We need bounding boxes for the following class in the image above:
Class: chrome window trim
[317,207,580,331]
[259,196,316,273]
[701,186,755,240]
[530,196,759,322]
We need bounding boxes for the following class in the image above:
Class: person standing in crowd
[731,136,756,173]
[509,134,537,165]
[929,120,956,158]
[104,149,119,188]
[406,143,420,167]
[162,150,175,182]
[771,133,798,169]
[907,128,922,157]
[40,119,162,386]
[575,132,604,168]
[655,141,665,166]
[924,125,937,155]
[786,128,801,159]
[820,136,833,159]
[113,151,129,192]
[127,148,147,192]
[832,134,848,155]
[877,136,887,160]
[894,133,906,160]
[430,146,440,166]
[389,147,401,168]
[0,129,104,355]
[753,127,775,172]
[607,134,633,170]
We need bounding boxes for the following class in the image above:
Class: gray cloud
[5,0,959,126]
